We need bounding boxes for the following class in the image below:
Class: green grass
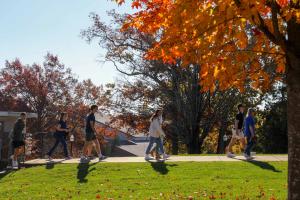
[0,161,287,200]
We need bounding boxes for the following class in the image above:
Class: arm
[249,119,255,138]
[91,120,97,133]
[56,124,68,132]
[234,119,239,135]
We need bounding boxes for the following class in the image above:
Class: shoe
[80,156,89,163]
[243,153,253,160]
[12,160,18,170]
[163,154,170,160]
[227,152,236,158]
[65,156,72,160]
[45,154,53,161]
[98,155,107,161]
[145,155,153,161]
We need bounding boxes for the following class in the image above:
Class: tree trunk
[286,18,300,200]
[217,122,227,154]
[171,134,179,155]
[286,53,300,200]
[187,130,201,154]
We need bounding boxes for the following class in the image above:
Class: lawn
[0,161,287,200]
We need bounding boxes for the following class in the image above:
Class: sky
[0,0,132,85]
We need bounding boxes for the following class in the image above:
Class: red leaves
[131,1,142,9]
[252,28,262,36]
[276,0,289,7]
[96,194,101,199]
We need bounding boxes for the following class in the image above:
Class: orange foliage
[115,0,300,91]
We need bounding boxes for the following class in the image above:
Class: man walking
[11,113,26,169]
[226,104,246,158]
[244,108,256,160]
[80,105,106,163]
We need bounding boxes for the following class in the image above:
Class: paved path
[24,155,287,165]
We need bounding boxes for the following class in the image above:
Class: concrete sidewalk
[24,155,288,165]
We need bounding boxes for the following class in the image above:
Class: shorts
[85,131,97,142]
[232,129,244,139]
[12,140,25,149]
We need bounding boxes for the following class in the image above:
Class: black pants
[47,133,69,157]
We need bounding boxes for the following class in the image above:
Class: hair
[150,109,162,122]
[237,104,243,111]
[247,108,255,117]
[90,105,98,111]
[20,112,26,117]
[59,112,67,121]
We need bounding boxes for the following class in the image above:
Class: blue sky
[0,0,132,85]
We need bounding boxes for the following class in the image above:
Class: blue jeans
[145,137,164,155]
[244,136,255,156]
[48,133,69,157]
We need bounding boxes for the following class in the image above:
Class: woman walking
[46,112,71,160]
[145,109,169,161]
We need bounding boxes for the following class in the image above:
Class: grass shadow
[45,160,65,170]
[233,157,282,172]
[77,162,97,183]
[246,160,282,172]
[149,161,178,175]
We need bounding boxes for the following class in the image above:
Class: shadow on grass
[149,161,178,175]
[233,158,282,172]
[45,160,65,170]
[77,162,97,183]
[246,160,282,172]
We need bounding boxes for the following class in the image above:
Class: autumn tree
[0,54,77,132]
[115,0,299,198]
[82,11,263,154]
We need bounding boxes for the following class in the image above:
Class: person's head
[237,104,245,113]
[150,109,163,121]
[20,112,26,121]
[247,108,255,117]
[59,112,68,121]
[90,105,98,113]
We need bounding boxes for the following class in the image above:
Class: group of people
[8,103,256,169]
[226,104,257,160]
[9,105,106,169]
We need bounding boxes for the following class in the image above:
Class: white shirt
[149,117,165,138]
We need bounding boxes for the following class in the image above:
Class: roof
[0,111,38,118]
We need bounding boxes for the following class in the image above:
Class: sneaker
[145,154,153,161]
[45,154,53,161]
[98,155,107,161]
[163,154,170,160]
[12,160,18,170]
[243,153,253,160]
[227,152,236,158]
[65,156,72,160]
[80,156,89,163]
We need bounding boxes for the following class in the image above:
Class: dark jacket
[12,119,25,141]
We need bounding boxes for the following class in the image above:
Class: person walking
[244,108,256,160]
[145,109,169,161]
[46,112,71,160]
[11,113,26,169]
[226,104,246,158]
[80,105,106,163]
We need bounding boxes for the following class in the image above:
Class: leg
[93,139,102,156]
[13,146,23,161]
[145,137,156,154]
[47,139,60,157]
[155,137,165,155]
[59,137,69,157]
[244,137,253,156]
[227,137,237,153]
